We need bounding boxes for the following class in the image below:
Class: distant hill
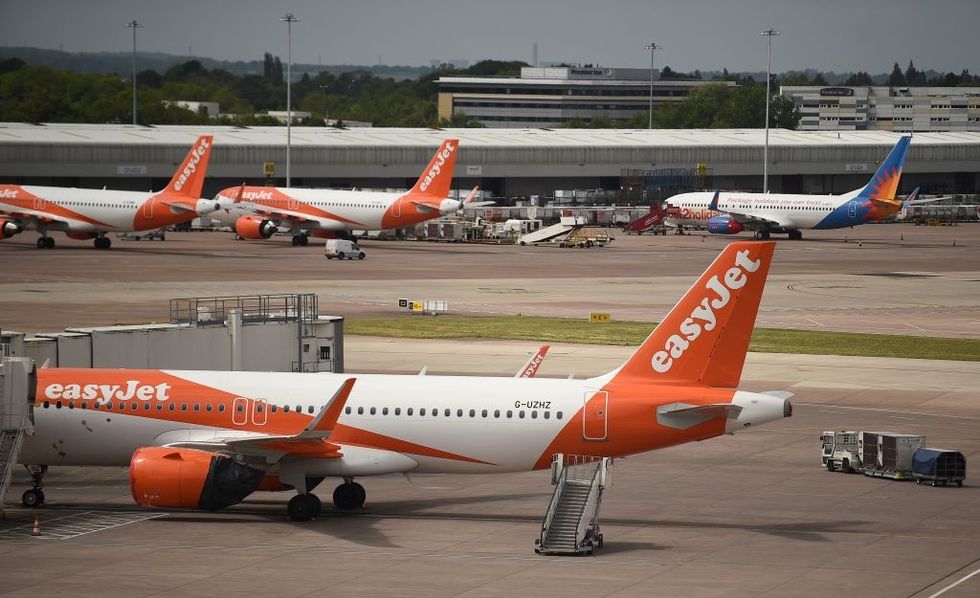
[0,47,433,81]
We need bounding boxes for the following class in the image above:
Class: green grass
[346,315,980,362]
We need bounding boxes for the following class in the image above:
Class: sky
[2,0,978,74]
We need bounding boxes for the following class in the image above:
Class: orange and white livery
[215,139,486,246]
[0,135,218,249]
[19,241,791,520]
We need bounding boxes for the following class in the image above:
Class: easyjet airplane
[214,138,486,246]
[666,136,912,239]
[19,241,790,520]
[0,135,218,249]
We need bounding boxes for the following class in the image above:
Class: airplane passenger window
[531,411,537,419]
[506,410,513,418]
[345,406,351,414]
[105,402,112,410]
[206,404,213,412]
[270,405,277,413]
[519,410,525,419]
[81,402,88,410]
[284,405,290,412]
[406,408,413,416]
[55,401,62,409]
[419,408,425,416]
[308,406,314,414]
[370,407,376,415]
[181,404,188,412]
[447,409,452,417]
[144,403,150,411]
[382,407,389,415]
[295,405,301,413]
[357,406,364,415]
[494,410,500,418]
[256,404,264,413]
[544,411,550,419]
[469,409,476,417]
[42,401,49,409]
[395,407,401,416]
[169,404,176,411]
[193,404,200,412]
[68,401,75,410]
[237,404,244,412]
[557,412,563,419]
[218,404,225,413]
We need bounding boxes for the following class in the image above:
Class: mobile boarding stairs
[535,454,612,555]
[0,357,35,515]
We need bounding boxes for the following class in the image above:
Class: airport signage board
[466,165,482,176]
[116,165,147,175]
[589,312,612,323]
[264,161,276,177]
[820,87,855,97]
[844,163,869,172]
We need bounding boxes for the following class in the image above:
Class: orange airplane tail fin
[612,241,775,388]
[408,138,459,198]
[162,135,214,198]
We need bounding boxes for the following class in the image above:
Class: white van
[324,239,365,260]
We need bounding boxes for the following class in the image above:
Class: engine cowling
[234,215,277,239]
[130,447,264,511]
[1,219,22,239]
[707,214,745,235]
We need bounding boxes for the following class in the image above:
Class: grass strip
[346,315,980,362]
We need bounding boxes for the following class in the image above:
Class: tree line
[0,53,972,129]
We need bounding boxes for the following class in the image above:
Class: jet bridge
[0,357,34,513]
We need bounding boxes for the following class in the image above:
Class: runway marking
[0,510,166,541]
[804,317,826,327]
[905,322,927,332]
[928,566,980,597]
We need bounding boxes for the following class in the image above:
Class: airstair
[535,454,612,555]
[0,357,34,513]
[518,216,586,245]
[623,202,667,235]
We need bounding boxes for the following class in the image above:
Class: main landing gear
[286,479,366,521]
[787,230,803,240]
[753,229,772,240]
[36,236,55,249]
[21,464,47,507]
[291,234,309,247]
[94,235,112,249]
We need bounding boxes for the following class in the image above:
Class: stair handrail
[0,428,25,506]
[538,464,568,547]
[573,460,604,550]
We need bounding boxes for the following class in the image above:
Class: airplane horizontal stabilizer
[656,402,743,430]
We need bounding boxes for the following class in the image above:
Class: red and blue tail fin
[854,136,911,201]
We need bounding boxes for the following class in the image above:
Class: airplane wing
[163,378,355,461]
[708,190,795,229]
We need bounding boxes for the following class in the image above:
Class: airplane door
[232,397,249,426]
[142,199,154,219]
[34,196,47,210]
[252,399,268,426]
[848,201,857,219]
[582,390,608,441]
[287,195,300,211]
[392,199,401,218]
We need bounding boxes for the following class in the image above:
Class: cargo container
[912,448,966,487]
[860,432,925,479]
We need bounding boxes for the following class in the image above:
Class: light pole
[319,84,329,126]
[643,42,661,129]
[281,13,300,186]
[125,20,143,125]
[761,28,780,194]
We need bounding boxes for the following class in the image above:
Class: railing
[538,462,568,548]
[0,429,26,506]
[291,360,336,373]
[170,293,318,326]
[574,459,607,549]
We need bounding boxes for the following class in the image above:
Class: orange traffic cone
[31,514,41,537]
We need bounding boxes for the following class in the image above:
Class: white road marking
[796,403,980,422]
[0,510,166,541]
[905,322,927,332]
[928,566,980,598]
[804,317,826,327]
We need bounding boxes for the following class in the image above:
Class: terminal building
[780,86,980,132]
[0,122,977,197]
[436,66,732,128]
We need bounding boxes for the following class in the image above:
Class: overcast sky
[2,0,977,74]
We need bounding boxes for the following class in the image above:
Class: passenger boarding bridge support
[0,357,35,514]
[535,454,612,555]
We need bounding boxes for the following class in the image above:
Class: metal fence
[170,293,319,326]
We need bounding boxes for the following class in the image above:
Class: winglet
[464,186,480,204]
[300,378,355,437]
[708,189,720,212]
[233,182,247,204]
[902,186,921,210]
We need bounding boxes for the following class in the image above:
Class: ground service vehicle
[860,431,926,479]
[820,430,860,472]
[324,239,365,260]
[912,448,966,487]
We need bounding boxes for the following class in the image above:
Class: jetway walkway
[535,454,612,555]
[0,358,34,513]
[518,216,586,245]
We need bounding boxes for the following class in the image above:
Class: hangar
[0,122,977,197]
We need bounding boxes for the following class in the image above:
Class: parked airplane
[0,136,218,249]
[20,241,790,520]
[665,136,912,239]
[214,138,486,246]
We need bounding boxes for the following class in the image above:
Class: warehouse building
[781,85,980,133]
[0,123,977,197]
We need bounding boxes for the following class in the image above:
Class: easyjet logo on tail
[173,139,210,193]
[44,381,172,403]
[419,142,456,193]
[651,249,761,374]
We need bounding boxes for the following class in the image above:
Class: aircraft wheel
[300,235,309,247]
[22,488,44,508]
[333,481,365,510]
[287,494,319,521]
[291,235,301,246]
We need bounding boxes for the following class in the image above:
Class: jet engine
[234,215,277,239]
[130,447,264,510]
[1,219,22,239]
[706,215,745,235]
